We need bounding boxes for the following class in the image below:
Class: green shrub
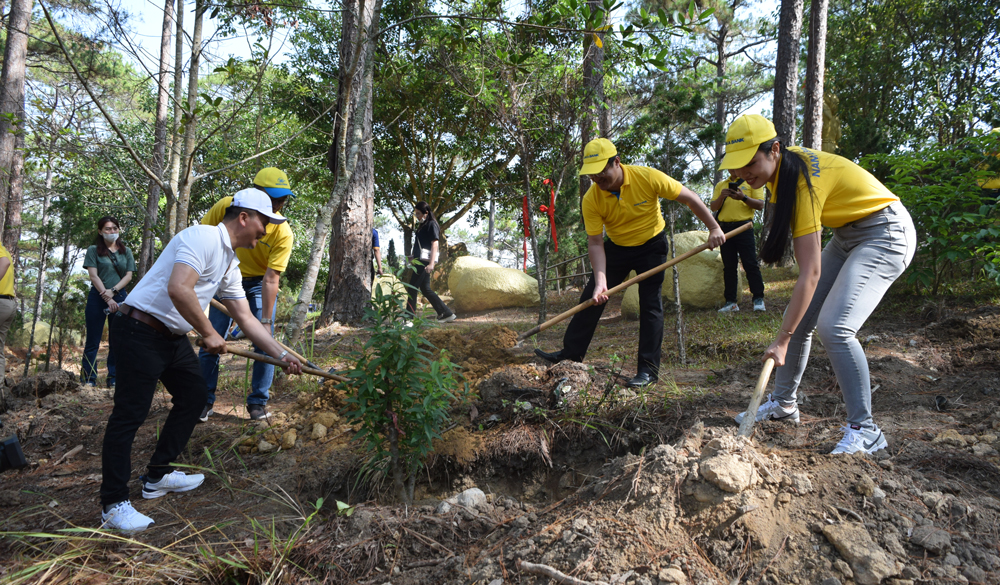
[863,133,1000,293]
[343,279,466,503]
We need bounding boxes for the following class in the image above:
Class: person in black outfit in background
[406,202,456,323]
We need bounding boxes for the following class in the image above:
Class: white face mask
[103,233,119,243]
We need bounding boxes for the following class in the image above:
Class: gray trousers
[772,201,916,429]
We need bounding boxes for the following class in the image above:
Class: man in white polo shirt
[99,189,302,532]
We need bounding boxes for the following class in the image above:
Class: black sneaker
[248,404,271,420]
[198,404,213,423]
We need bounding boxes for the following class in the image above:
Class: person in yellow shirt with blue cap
[722,114,916,455]
[534,138,725,388]
[711,176,767,312]
[198,168,294,422]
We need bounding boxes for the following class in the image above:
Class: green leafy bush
[863,133,1000,293]
[343,277,466,503]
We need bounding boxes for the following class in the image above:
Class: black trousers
[405,263,451,318]
[719,221,765,303]
[100,317,207,507]
[562,231,667,376]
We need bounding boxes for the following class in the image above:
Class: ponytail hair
[759,141,814,264]
[414,201,437,227]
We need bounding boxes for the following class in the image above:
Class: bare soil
[1,289,999,585]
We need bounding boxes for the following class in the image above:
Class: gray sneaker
[718,302,740,313]
[198,404,213,423]
[753,298,766,312]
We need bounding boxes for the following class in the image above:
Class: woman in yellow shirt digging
[722,115,916,455]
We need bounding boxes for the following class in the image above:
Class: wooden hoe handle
[195,337,350,383]
[737,358,776,438]
[517,222,752,341]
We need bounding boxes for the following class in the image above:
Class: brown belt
[119,305,185,339]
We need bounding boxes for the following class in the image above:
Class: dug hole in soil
[2,308,1000,585]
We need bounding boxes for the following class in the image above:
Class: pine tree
[387,239,399,270]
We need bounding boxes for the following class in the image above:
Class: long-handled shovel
[195,338,350,383]
[517,222,752,341]
[209,298,324,371]
[737,358,776,438]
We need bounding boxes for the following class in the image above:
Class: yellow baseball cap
[719,115,778,170]
[579,138,618,175]
[253,167,294,198]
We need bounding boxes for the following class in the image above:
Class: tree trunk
[45,225,72,371]
[321,0,379,325]
[175,0,203,234]
[802,0,828,150]
[578,0,607,200]
[713,19,730,186]
[24,167,53,376]
[0,0,31,250]
[286,0,383,344]
[140,0,175,276]
[3,129,24,257]
[487,195,495,261]
[166,0,186,241]
[773,0,803,144]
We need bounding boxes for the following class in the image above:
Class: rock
[258,440,277,453]
[435,501,452,514]
[972,442,997,456]
[431,242,469,293]
[10,369,78,399]
[820,579,842,585]
[944,554,962,566]
[311,412,339,428]
[834,559,854,578]
[449,257,540,312]
[0,489,22,507]
[962,565,987,583]
[900,566,921,579]
[911,525,951,555]
[310,423,328,440]
[932,429,967,448]
[791,472,813,494]
[882,533,907,558]
[657,566,687,584]
[281,429,297,450]
[448,487,487,510]
[371,274,407,302]
[700,454,756,493]
[621,232,733,317]
[856,475,877,497]
[822,523,900,585]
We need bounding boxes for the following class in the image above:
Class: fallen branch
[516,559,610,585]
[54,444,83,465]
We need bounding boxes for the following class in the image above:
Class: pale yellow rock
[621,231,739,318]
[281,429,297,450]
[311,423,328,440]
[449,256,540,312]
[372,274,407,301]
[312,412,340,428]
[258,440,277,453]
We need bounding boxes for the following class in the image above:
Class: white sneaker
[437,313,457,323]
[734,394,800,424]
[101,500,154,532]
[142,470,205,499]
[753,298,766,312]
[718,302,740,313]
[831,424,887,455]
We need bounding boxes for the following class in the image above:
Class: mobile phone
[729,182,739,191]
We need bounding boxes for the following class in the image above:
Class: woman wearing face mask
[722,115,916,455]
[82,216,136,388]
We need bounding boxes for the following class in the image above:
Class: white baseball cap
[231,188,287,224]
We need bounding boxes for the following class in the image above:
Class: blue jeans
[83,287,127,385]
[198,278,277,407]
[771,201,916,429]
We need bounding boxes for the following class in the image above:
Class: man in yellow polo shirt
[198,168,294,421]
[0,243,15,386]
[711,177,766,312]
[535,138,725,387]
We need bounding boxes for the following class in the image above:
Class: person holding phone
[710,176,767,312]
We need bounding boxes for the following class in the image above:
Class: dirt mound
[423,325,520,379]
[927,307,1000,343]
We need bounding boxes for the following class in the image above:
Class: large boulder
[371,274,407,303]
[621,230,737,317]
[449,257,540,313]
[431,242,469,293]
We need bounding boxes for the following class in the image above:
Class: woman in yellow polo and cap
[723,114,916,455]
